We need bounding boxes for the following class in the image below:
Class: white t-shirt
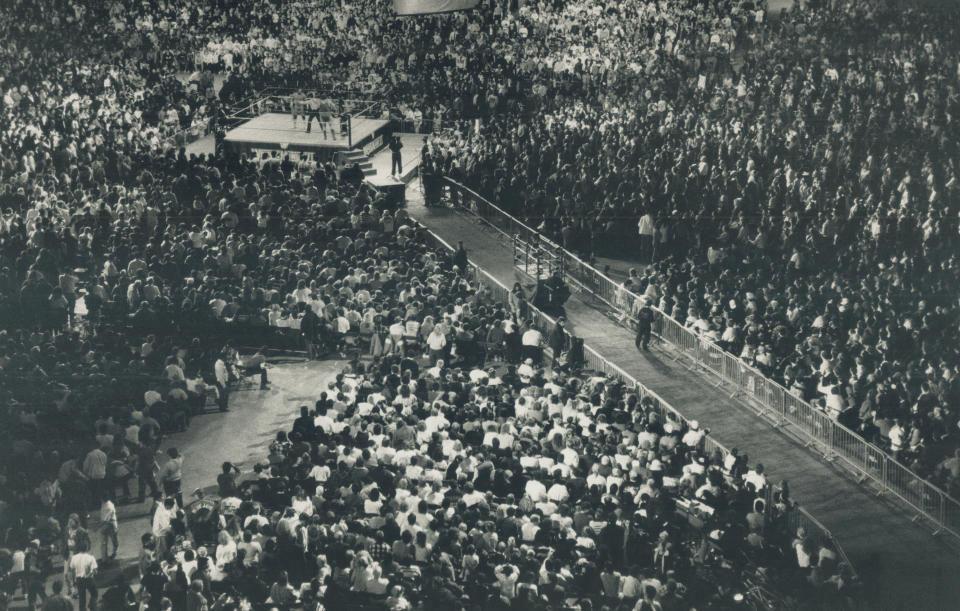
[521,329,542,347]
[70,553,98,579]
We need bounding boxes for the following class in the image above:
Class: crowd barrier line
[413,220,859,578]
[434,176,960,547]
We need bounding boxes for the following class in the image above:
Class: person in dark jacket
[300,305,321,359]
[454,241,468,273]
[504,320,522,364]
[635,302,654,351]
[99,574,137,611]
[548,318,568,366]
[389,136,403,176]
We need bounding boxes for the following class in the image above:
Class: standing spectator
[160,448,184,508]
[521,322,543,365]
[548,318,568,366]
[136,441,160,503]
[215,353,230,412]
[508,283,527,321]
[504,320,522,364]
[454,241,469,274]
[635,584,663,611]
[426,326,447,362]
[69,541,98,611]
[100,494,119,562]
[390,136,404,176]
[83,444,109,507]
[301,306,322,360]
[217,462,242,498]
[637,212,655,264]
[635,303,654,351]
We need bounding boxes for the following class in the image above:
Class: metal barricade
[788,506,857,576]
[431,177,960,545]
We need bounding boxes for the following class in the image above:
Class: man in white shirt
[426,328,447,362]
[152,497,178,538]
[547,480,570,503]
[518,358,536,384]
[423,409,449,434]
[560,446,580,468]
[214,355,229,411]
[303,464,329,501]
[70,547,98,611]
[620,572,643,600]
[681,420,704,448]
[520,515,541,542]
[314,405,335,433]
[100,495,119,561]
[637,211,655,262]
[743,464,767,491]
[817,381,846,420]
[521,326,543,365]
[461,483,485,508]
[524,478,548,502]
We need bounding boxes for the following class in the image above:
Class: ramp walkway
[403,179,960,611]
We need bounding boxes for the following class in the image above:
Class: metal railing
[412,218,858,579]
[649,294,960,545]
[436,176,960,546]
[439,177,558,250]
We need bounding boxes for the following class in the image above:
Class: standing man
[637,210,655,264]
[135,438,160,503]
[389,136,403,176]
[82,444,108,508]
[215,352,229,412]
[301,305,321,359]
[413,107,423,133]
[453,241,468,273]
[521,321,543,365]
[160,448,184,509]
[69,541,98,611]
[426,326,447,363]
[544,270,569,313]
[548,318,568,367]
[635,301,654,351]
[100,494,119,562]
[420,136,431,163]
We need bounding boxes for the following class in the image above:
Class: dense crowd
[0,83,852,611]
[414,2,960,497]
[116,334,856,611]
[0,0,948,606]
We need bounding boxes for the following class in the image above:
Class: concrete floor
[11,358,344,609]
[111,358,346,560]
